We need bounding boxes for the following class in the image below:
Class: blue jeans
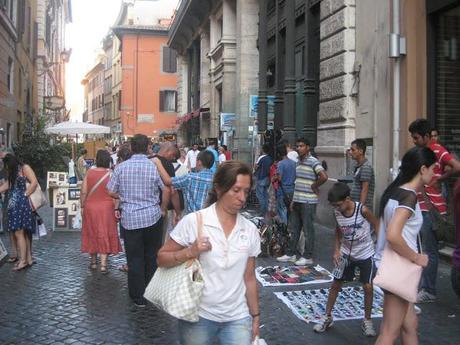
[256,177,270,217]
[178,316,252,345]
[420,212,438,295]
[286,202,317,259]
[276,191,293,224]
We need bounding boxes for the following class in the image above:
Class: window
[7,57,13,94]
[162,46,177,73]
[159,90,177,112]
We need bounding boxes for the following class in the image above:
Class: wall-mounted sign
[44,96,65,110]
[220,113,236,132]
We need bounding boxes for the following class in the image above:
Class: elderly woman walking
[81,150,122,273]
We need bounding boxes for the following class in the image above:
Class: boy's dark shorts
[334,256,376,284]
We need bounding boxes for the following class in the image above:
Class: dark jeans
[286,202,317,259]
[452,266,460,299]
[420,212,438,295]
[123,219,163,301]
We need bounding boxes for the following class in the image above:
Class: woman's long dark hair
[3,154,23,188]
[379,146,436,216]
[206,160,253,206]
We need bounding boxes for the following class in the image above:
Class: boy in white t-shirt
[313,182,380,337]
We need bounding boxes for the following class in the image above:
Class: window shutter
[159,91,165,111]
[163,47,171,73]
[174,91,178,112]
[170,49,177,73]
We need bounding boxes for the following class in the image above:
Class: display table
[47,171,82,231]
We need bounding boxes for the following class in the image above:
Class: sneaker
[313,315,333,333]
[133,298,147,308]
[416,289,436,303]
[276,254,297,262]
[295,257,313,266]
[361,319,376,337]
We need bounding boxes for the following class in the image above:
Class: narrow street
[1,206,459,345]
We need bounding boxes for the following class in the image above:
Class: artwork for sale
[274,286,421,324]
[54,189,67,206]
[256,265,333,287]
[68,188,80,200]
[55,208,68,228]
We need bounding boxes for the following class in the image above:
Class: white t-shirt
[287,150,299,162]
[218,153,226,164]
[170,203,261,322]
[186,149,199,169]
[334,202,374,261]
[374,187,421,266]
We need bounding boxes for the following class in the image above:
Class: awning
[176,107,210,125]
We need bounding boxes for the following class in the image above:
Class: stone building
[169,0,259,162]
[102,33,113,139]
[36,0,72,124]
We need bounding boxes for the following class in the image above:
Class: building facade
[81,61,104,126]
[36,0,71,124]
[102,33,113,138]
[169,0,259,162]
[112,2,178,139]
[258,0,460,242]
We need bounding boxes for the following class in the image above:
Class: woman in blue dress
[0,154,38,271]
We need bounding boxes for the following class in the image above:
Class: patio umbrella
[45,121,111,159]
[44,121,110,135]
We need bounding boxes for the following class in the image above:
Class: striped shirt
[416,142,453,214]
[292,154,324,204]
[107,154,164,230]
[350,159,375,210]
[334,202,374,261]
[171,169,214,214]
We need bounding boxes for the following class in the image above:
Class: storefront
[427,0,460,244]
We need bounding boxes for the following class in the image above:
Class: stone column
[303,3,319,146]
[257,0,268,133]
[274,2,284,130]
[283,0,296,142]
[234,0,259,163]
[200,29,211,139]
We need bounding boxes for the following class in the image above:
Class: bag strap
[347,203,361,261]
[87,170,111,199]
[195,211,203,238]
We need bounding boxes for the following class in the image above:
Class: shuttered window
[162,46,177,73]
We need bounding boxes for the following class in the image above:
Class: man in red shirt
[409,119,460,302]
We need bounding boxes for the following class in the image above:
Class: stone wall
[316,0,357,179]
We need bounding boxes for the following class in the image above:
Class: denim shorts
[178,316,252,345]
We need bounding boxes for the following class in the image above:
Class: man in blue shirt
[107,134,169,307]
[254,143,273,217]
[275,144,296,224]
[153,150,215,215]
[206,141,219,173]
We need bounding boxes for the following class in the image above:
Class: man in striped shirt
[277,137,328,266]
[409,119,460,302]
[349,139,375,210]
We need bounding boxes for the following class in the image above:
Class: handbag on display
[26,182,47,211]
[143,212,205,322]
[373,235,423,303]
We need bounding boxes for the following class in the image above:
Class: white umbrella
[45,121,110,135]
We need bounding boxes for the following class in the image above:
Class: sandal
[7,256,18,263]
[118,264,128,273]
[100,265,108,274]
[89,262,97,270]
[13,261,29,271]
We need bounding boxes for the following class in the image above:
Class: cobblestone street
[1,206,460,345]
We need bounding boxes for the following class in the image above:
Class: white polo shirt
[186,149,199,169]
[170,203,261,322]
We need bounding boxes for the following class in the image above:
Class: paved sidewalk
[0,207,459,344]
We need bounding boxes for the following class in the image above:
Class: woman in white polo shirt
[157,161,261,345]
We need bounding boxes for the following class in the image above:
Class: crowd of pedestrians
[1,116,459,344]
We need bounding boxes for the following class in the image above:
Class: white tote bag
[144,212,205,322]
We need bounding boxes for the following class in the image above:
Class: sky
[65,0,180,121]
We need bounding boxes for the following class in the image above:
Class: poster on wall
[220,113,236,132]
